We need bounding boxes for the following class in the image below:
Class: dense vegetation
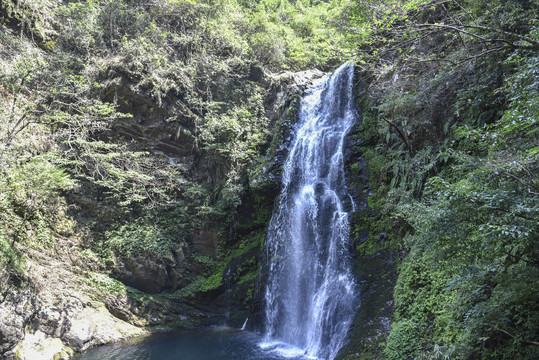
[1,0,537,359]
[0,0,351,272]
[346,1,538,359]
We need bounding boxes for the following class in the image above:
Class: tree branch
[494,326,539,346]
[381,117,413,153]
[462,24,539,48]
[412,23,539,50]
[5,113,28,146]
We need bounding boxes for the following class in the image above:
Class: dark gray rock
[113,244,189,293]
[0,273,40,360]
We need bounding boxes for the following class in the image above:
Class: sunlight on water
[258,341,318,360]
[75,328,312,360]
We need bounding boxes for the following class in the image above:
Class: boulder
[113,244,189,293]
[13,331,73,360]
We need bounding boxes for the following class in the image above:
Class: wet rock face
[265,69,324,122]
[252,68,325,191]
[335,70,398,360]
[114,254,171,294]
[13,290,144,357]
[36,307,63,338]
[27,300,143,354]
[190,229,219,259]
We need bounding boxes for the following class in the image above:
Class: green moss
[86,271,126,295]
[175,230,264,300]
[199,272,223,292]
[0,0,57,48]
[238,270,258,285]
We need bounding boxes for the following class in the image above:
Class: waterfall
[261,63,358,360]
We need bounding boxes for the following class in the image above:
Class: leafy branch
[411,23,539,51]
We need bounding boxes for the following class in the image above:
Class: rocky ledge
[0,237,144,360]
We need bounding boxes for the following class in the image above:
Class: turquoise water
[74,327,313,360]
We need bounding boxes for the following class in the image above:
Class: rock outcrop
[113,244,190,294]
[0,66,327,359]
[0,273,40,359]
[0,239,144,360]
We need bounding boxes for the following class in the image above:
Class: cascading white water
[261,63,358,360]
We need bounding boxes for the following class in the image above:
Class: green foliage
[101,203,194,259]
[347,2,538,358]
[238,0,353,70]
[176,275,212,298]
[0,152,76,272]
[386,167,538,358]
[86,271,126,295]
[377,50,539,360]
[105,221,174,258]
[56,0,104,55]
[177,230,264,298]
[200,86,267,163]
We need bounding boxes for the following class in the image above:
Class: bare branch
[381,117,413,153]
[462,24,539,48]
[5,114,28,146]
[451,0,476,22]
[410,23,539,50]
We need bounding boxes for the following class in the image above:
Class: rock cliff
[0,65,323,359]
